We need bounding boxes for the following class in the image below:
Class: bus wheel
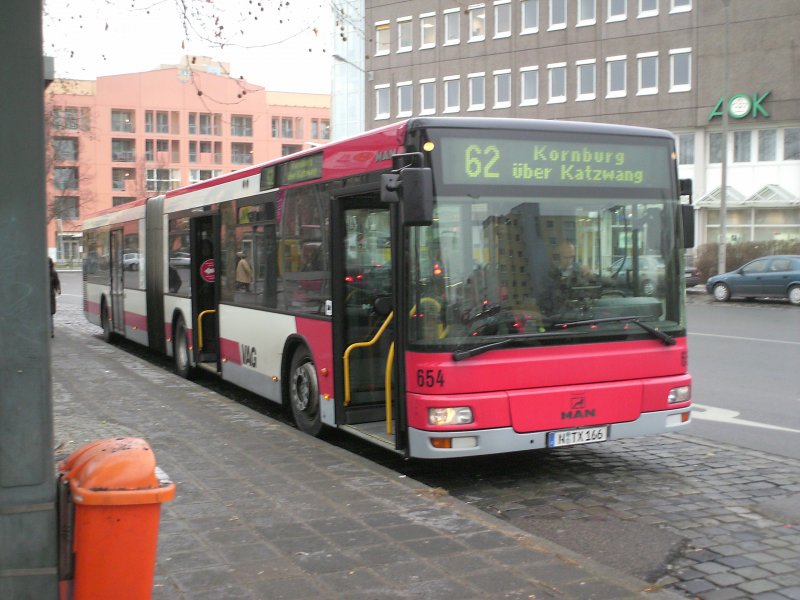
[173,317,193,379]
[289,348,323,436]
[100,301,114,343]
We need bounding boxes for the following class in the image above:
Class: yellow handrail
[196,309,217,351]
[385,342,394,435]
[343,311,394,406]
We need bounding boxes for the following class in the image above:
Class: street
[53,272,800,599]
[686,294,800,460]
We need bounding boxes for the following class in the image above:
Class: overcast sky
[43,0,333,94]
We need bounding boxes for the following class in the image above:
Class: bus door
[189,215,219,368]
[109,228,125,335]
[333,196,400,448]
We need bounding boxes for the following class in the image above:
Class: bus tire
[288,347,323,436]
[100,300,114,343]
[173,316,193,379]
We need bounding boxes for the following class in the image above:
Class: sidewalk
[51,312,685,600]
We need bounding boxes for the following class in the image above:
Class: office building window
[397,82,413,117]
[189,169,222,183]
[548,63,566,103]
[281,117,294,138]
[521,0,539,33]
[520,67,539,105]
[637,52,658,95]
[188,140,197,162]
[397,17,412,52]
[784,128,800,160]
[549,0,567,30]
[232,143,254,164]
[375,21,390,55]
[53,137,78,161]
[607,0,626,21]
[146,168,180,192]
[576,60,596,100]
[671,0,691,13]
[375,85,390,119]
[444,9,460,44]
[639,0,658,17]
[670,49,691,92]
[468,73,486,110]
[734,131,752,163]
[231,115,253,137]
[54,167,79,190]
[443,76,460,112]
[577,0,596,26]
[678,133,694,165]
[606,56,626,97]
[758,129,776,162]
[494,1,511,37]
[469,5,486,41]
[112,168,134,191]
[54,196,79,220]
[113,197,135,207]
[494,70,511,108]
[311,118,330,140]
[420,13,436,48]
[52,107,87,130]
[420,79,436,114]
[111,139,135,162]
[111,169,136,192]
[111,110,134,132]
[709,132,724,164]
[155,111,169,134]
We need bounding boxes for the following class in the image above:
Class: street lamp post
[718,0,731,275]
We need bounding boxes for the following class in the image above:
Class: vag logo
[241,344,257,368]
[561,394,595,419]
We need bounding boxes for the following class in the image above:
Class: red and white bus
[83,117,694,459]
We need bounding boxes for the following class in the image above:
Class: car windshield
[406,193,685,349]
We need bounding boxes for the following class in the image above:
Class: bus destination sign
[439,137,670,189]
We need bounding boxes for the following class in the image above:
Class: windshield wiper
[553,316,676,346]
[452,330,582,361]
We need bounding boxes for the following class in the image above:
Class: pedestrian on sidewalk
[49,257,61,338]
[235,251,253,292]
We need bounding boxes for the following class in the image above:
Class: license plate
[547,426,608,448]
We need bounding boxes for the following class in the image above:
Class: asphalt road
[685,292,800,460]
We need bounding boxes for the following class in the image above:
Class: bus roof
[83,117,674,227]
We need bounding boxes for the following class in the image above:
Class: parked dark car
[705,255,800,305]
[684,265,702,288]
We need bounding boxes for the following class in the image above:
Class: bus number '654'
[417,369,445,388]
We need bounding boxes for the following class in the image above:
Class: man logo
[562,394,595,419]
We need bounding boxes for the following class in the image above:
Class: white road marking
[690,332,800,346]
[692,403,800,433]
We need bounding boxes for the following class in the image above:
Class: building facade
[46,59,330,262]
[362,0,800,252]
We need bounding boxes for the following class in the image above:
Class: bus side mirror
[381,168,434,226]
[681,204,695,249]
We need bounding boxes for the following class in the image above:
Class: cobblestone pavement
[385,435,800,600]
[54,295,800,599]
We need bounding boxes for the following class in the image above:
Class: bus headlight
[428,407,473,426]
[667,385,691,404]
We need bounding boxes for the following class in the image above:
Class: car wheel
[713,282,731,302]
[788,284,800,306]
[173,316,193,379]
[288,347,323,436]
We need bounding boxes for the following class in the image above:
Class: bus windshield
[408,128,684,349]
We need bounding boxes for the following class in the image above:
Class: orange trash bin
[58,437,176,600]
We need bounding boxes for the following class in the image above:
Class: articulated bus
[83,117,694,459]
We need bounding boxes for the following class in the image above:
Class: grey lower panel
[406,408,692,459]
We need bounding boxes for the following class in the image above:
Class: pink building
[46,59,330,262]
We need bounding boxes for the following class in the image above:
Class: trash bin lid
[59,437,175,506]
